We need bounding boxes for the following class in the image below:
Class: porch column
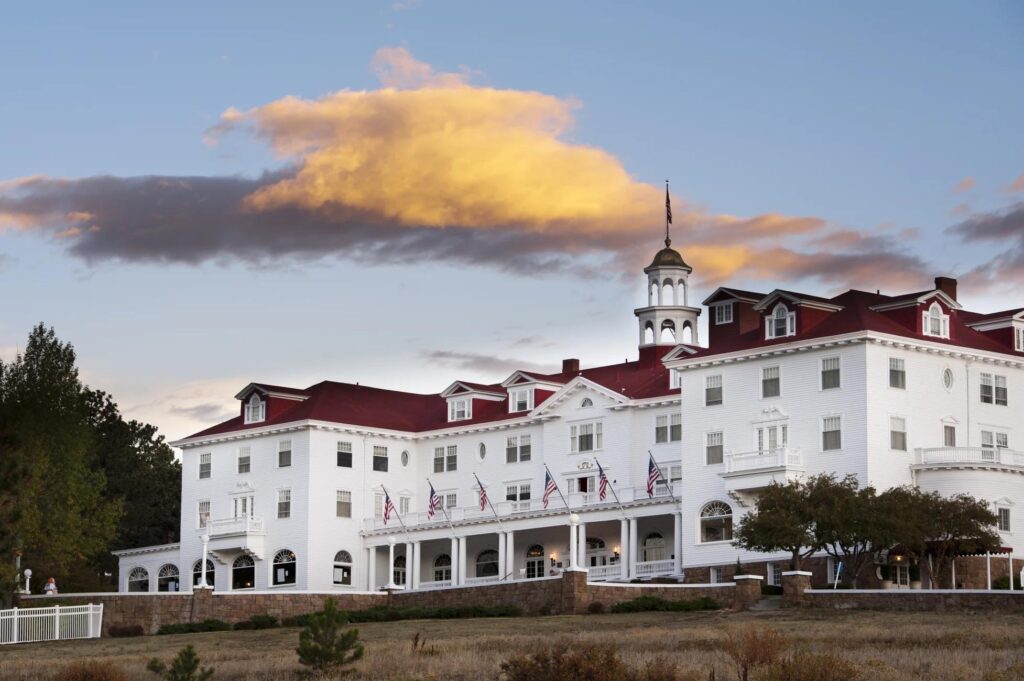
[411,541,420,589]
[405,541,414,588]
[673,511,683,576]
[505,531,515,580]
[568,513,580,570]
[450,537,458,584]
[619,518,629,580]
[629,515,639,578]
[386,537,396,588]
[577,521,587,569]
[497,532,506,581]
[366,547,376,591]
[458,536,468,585]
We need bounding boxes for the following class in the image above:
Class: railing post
[12,607,17,644]
[54,604,60,640]
[86,604,93,639]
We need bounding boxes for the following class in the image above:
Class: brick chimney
[561,358,580,374]
[934,276,958,301]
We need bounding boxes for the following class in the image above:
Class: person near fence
[43,577,58,596]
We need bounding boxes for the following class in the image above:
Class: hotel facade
[115,236,1024,593]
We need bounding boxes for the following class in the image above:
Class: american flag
[646,455,662,498]
[542,470,558,509]
[383,491,395,525]
[665,183,672,224]
[478,482,488,511]
[427,483,442,519]
[596,460,609,501]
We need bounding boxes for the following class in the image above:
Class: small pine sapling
[146,645,215,681]
[296,597,364,675]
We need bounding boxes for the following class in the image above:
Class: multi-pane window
[197,500,210,528]
[199,452,212,479]
[889,358,906,389]
[705,375,723,406]
[336,490,352,518]
[433,447,445,473]
[570,422,602,453]
[399,496,410,515]
[767,562,783,587]
[670,369,683,390]
[766,304,796,339]
[980,373,1007,405]
[756,424,788,453]
[444,493,457,509]
[710,566,723,584]
[567,476,596,494]
[714,303,734,325]
[998,507,1011,532]
[821,357,840,390]
[337,441,353,468]
[761,366,781,398]
[372,446,388,472]
[654,464,681,497]
[237,447,251,474]
[448,398,471,421]
[1016,327,1024,352]
[706,431,724,465]
[233,495,253,519]
[510,388,533,413]
[433,445,458,472]
[374,493,384,518]
[981,431,1009,460]
[822,416,842,451]
[278,440,292,468]
[506,483,532,503]
[506,434,532,463]
[943,425,956,447]
[996,375,1008,406]
[890,416,907,451]
[277,489,291,519]
[922,302,950,338]
[655,413,682,443]
[244,394,265,423]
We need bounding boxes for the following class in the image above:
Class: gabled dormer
[702,287,766,348]
[500,370,566,414]
[752,290,844,340]
[965,308,1024,354]
[870,277,962,340]
[439,381,506,423]
[234,383,310,425]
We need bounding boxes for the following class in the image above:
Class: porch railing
[464,575,501,586]
[587,564,621,581]
[634,559,675,578]
[725,447,803,474]
[204,515,265,537]
[417,579,452,590]
[0,604,103,645]
[915,447,1024,468]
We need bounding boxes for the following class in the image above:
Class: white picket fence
[0,604,104,645]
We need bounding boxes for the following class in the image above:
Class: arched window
[476,550,499,577]
[157,564,180,592]
[192,559,215,589]
[525,544,545,579]
[681,321,694,344]
[580,398,593,408]
[393,555,407,586]
[273,549,297,586]
[924,302,949,338]
[244,393,265,423]
[650,280,659,305]
[586,537,606,551]
[232,554,255,590]
[662,280,675,306]
[127,567,149,592]
[660,319,676,343]
[700,501,734,543]
[768,304,795,339]
[677,279,687,306]
[643,321,655,345]
[333,551,352,586]
[433,554,452,582]
[642,533,667,562]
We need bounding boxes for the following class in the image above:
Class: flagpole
[473,472,504,533]
[648,450,677,502]
[593,457,627,517]
[543,463,572,511]
[379,484,412,542]
[427,477,458,537]
[664,179,672,247]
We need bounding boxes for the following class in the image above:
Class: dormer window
[448,398,471,422]
[1015,325,1024,352]
[244,394,265,424]
[509,388,534,413]
[714,303,734,325]
[766,304,796,339]
[922,302,950,339]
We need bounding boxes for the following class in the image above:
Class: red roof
[184,351,676,440]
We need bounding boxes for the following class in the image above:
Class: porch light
[613,546,620,557]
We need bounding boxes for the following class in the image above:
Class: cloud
[0,47,934,291]
[422,350,558,377]
[1008,173,1024,194]
[170,402,237,423]
[947,203,1024,290]
[952,177,975,194]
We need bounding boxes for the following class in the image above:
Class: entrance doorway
[525,544,545,579]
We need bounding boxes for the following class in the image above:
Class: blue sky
[1,2,1022,441]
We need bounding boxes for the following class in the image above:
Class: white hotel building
[115,236,1024,593]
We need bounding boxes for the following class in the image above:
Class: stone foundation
[805,589,1024,611]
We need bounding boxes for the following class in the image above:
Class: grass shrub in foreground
[282,602,522,627]
[53,661,130,681]
[232,614,279,630]
[609,595,718,614]
[500,642,695,681]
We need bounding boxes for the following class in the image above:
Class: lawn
[3,609,1024,680]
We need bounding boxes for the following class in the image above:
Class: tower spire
[664,179,673,248]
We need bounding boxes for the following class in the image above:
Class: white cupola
[634,224,701,348]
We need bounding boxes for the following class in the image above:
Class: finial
[664,179,672,248]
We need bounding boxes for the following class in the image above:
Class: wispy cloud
[422,350,558,378]
[1008,173,1024,194]
[947,202,1024,292]
[952,176,975,194]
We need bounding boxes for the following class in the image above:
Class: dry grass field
[3,608,1024,681]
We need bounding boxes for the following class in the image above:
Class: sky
[1,2,1022,443]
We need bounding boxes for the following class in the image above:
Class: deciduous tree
[734,479,819,570]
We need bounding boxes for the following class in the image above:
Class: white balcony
[721,448,804,502]
[634,559,675,578]
[201,516,265,562]
[587,564,622,582]
[914,447,1024,472]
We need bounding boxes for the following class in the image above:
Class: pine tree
[296,598,364,675]
[147,645,215,681]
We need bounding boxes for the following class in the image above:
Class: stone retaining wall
[804,589,1024,611]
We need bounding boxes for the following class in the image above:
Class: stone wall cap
[781,570,813,576]
[733,575,765,581]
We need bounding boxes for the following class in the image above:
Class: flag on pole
[383,491,395,525]
[647,454,661,498]
[427,483,442,519]
[596,460,609,501]
[543,470,558,509]
[478,480,488,511]
[665,182,673,225]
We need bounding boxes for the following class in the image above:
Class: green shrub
[156,619,230,635]
[609,595,718,614]
[107,624,145,638]
[146,645,215,681]
[992,574,1022,590]
[232,614,279,630]
[296,597,364,675]
[53,661,131,681]
[759,652,861,681]
[587,601,606,614]
[282,613,313,628]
